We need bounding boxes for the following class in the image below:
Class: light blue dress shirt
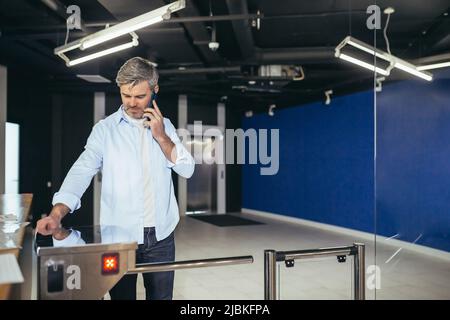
[52,106,195,243]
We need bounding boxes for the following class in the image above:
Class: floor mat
[189,214,265,227]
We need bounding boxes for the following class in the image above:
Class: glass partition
[374,3,450,299]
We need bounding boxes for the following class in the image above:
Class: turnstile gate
[35,225,253,300]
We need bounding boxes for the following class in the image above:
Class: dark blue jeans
[109,227,175,300]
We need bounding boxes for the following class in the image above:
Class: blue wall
[242,91,375,233]
[242,73,450,252]
[377,76,450,252]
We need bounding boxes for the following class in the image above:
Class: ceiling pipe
[158,66,241,75]
[225,0,255,60]
[253,47,335,64]
[72,10,367,26]
[85,13,262,26]
[5,10,368,31]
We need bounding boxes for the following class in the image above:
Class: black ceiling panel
[0,0,448,109]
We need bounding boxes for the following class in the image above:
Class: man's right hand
[36,203,70,236]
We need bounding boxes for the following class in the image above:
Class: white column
[93,92,105,225]
[217,102,226,213]
[178,94,188,216]
[0,66,7,194]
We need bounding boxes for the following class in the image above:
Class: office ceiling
[0,0,449,111]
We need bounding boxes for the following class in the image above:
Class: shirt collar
[114,105,125,125]
[115,105,144,127]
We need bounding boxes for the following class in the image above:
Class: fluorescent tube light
[80,16,162,50]
[338,53,390,76]
[335,36,433,81]
[417,61,450,71]
[68,37,138,67]
[80,0,185,50]
[347,38,385,60]
[54,1,185,66]
[394,62,433,81]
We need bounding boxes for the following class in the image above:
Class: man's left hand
[143,100,168,142]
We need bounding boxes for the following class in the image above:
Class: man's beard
[125,106,143,119]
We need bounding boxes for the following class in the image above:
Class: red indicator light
[102,253,119,275]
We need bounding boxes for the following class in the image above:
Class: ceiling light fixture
[335,36,433,81]
[81,15,163,50]
[414,53,450,71]
[338,52,391,76]
[54,0,185,66]
[417,61,450,71]
[80,0,185,50]
[60,33,139,67]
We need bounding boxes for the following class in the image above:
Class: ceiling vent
[76,74,111,83]
[258,65,305,80]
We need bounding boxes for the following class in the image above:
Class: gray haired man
[36,57,195,299]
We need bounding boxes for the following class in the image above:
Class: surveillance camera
[208,41,220,51]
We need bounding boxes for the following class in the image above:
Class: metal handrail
[264,243,365,300]
[127,255,254,274]
[279,246,354,261]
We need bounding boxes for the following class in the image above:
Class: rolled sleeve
[166,143,179,168]
[52,192,81,213]
[164,119,195,178]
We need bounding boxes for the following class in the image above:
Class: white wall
[0,65,7,193]
[5,122,19,193]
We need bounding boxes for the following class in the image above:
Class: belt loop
[146,228,151,249]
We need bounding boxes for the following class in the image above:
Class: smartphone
[150,91,157,105]
[144,91,157,121]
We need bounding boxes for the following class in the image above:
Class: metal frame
[128,255,253,274]
[36,236,253,300]
[264,243,365,300]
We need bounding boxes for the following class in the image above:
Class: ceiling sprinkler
[325,90,333,105]
[268,104,276,116]
[208,23,220,51]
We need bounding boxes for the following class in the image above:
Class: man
[36,57,195,299]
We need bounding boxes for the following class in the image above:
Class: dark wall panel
[7,69,53,223]
[53,93,94,227]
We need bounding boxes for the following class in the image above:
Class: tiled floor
[131,212,450,300]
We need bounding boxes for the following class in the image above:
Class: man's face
[120,81,152,119]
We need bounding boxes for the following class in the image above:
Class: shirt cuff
[52,229,85,247]
[167,142,183,168]
[52,192,81,213]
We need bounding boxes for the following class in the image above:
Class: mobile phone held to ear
[144,91,158,121]
[150,91,157,105]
